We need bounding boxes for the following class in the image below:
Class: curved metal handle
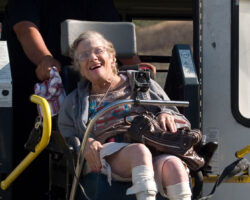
[236,145,250,158]
[0,95,51,190]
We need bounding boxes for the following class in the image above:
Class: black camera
[131,71,150,92]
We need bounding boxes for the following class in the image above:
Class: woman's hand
[84,138,103,173]
[157,113,187,133]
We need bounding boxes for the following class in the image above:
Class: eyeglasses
[77,47,106,61]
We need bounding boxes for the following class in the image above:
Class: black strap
[198,158,250,200]
[24,116,43,152]
[191,170,204,200]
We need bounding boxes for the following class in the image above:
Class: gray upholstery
[60,19,137,58]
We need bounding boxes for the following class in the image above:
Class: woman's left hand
[157,113,187,133]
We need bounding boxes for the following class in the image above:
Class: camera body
[131,71,150,92]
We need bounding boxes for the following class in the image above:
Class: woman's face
[76,37,115,83]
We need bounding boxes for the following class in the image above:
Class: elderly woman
[58,31,192,200]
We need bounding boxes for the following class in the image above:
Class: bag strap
[198,158,250,200]
[24,116,43,152]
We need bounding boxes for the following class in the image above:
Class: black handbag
[126,112,205,171]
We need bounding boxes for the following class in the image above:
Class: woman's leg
[162,157,192,200]
[105,143,153,176]
[105,143,158,200]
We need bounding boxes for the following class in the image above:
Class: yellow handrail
[203,174,250,183]
[0,95,51,190]
[236,145,250,158]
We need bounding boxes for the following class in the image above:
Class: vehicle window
[231,0,250,126]
[133,20,193,87]
[238,0,250,118]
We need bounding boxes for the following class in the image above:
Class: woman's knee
[128,143,152,157]
[105,143,152,174]
[162,156,189,186]
[126,143,153,165]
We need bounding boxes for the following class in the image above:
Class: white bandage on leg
[126,165,157,200]
[166,182,192,200]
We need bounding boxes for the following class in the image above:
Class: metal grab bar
[236,145,250,158]
[0,95,52,190]
[69,99,189,200]
[203,174,250,183]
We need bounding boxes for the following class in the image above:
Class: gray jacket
[58,70,190,144]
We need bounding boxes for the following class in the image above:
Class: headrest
[61,19,137,58]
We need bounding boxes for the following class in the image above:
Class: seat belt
[198,158,250,200]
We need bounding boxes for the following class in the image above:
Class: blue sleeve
[58,92,80,139]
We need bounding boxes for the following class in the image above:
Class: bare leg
[105,143,157,200]
[162,157,189,186]
[105,143,153,177]
[161,157,192,200]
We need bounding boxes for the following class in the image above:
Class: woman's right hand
[84,138,103,173]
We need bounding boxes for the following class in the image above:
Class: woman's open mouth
[89,63,103,71]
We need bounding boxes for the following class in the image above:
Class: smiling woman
[69,31,120,93]
[58,30,192,200]
[70,31,117,68]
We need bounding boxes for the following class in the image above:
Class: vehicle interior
[0,0,213,199]
[1,0,250,200]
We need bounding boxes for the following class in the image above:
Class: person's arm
[119,56,157,78]
[13,21,61,80]
[118,55,141,65]
[58,90,102,172]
